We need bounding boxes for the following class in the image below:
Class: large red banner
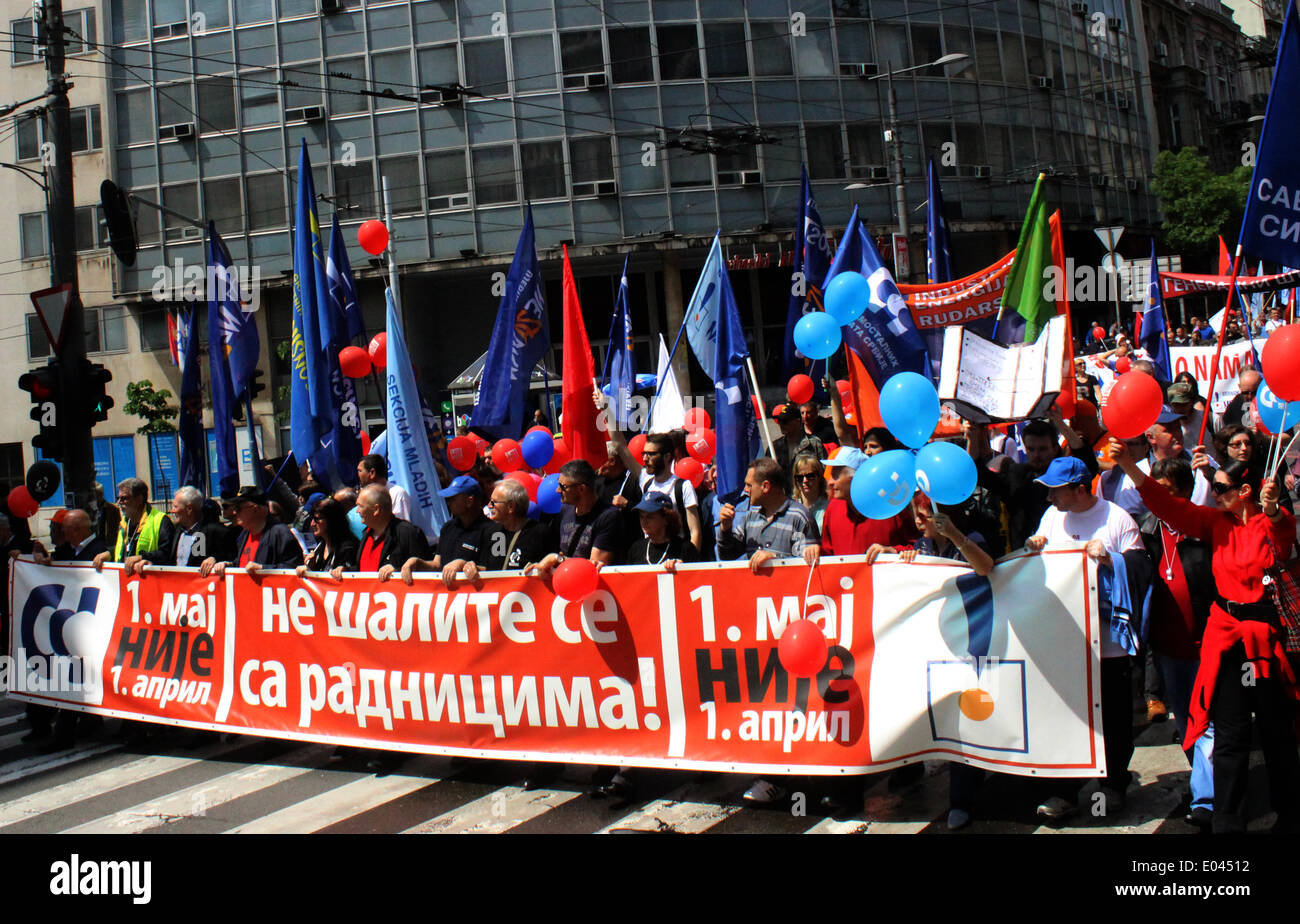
[7,553,1102,777]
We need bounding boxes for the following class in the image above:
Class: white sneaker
[742,779,787,804]
[1036,795,1076,820]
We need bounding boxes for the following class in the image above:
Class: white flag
[650,335,686,433]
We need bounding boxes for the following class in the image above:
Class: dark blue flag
[1140,242,1173,382]
[712,258,760,503]
[472,207,550,439]
[1239,0,1300,266]
[214,245,260,402]
[207,229,239,496]
[290,141,337,483]
[926,158,953,284]
[327,213,366,342]
[823,206,933,387]
[605,256,636,431]
[783,165,834,382]
[323,214,364,486]
[177,302,207,491]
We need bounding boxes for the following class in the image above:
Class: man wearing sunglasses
[607,428,702,551]
[528,460,622,579]
[1213,367,1262,433]
[398,475,504,587]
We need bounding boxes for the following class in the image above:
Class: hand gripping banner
[6,552,1103,778]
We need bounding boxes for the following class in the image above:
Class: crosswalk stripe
[0,730,28,751]
[598,778,743,834]
[403,785,581,834]
[804,818,870,834]
[228,774,436,834]
[0,714,24,730]
[61,746,324,834]
[0,743,121,787]
[0,749,232,827]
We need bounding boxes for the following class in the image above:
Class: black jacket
[231,520,305,569]
[141,521,237,568]
[305,536,360,572]
[362,517,431,571]
[53,536,108,562]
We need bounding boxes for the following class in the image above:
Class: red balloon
[683,407,711,431]
[771,403,786,420]
[447,436,476,471]
[778,619,829,678]
[836,379,854,410]
[359,431,372,455]
[542,438,571,475]
[1092,325,1106,340]
[1263,325,1300,400]
[339,345,371,378]
[628,433,647,461]
[527,425,551,436]
[1115,355,1131,375]
[358,219,389,255]
[787,374,815,405]
[368,333,387,370]
[673,457,704,488]
[7,486,38,519]
[505,470,539,501]
[1103,372,1164,439]
[687,428,716,463]
[553,557,599,601]
[492,438,523,472]
[471,434,490,457]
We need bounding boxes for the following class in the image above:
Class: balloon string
[801,558,817,622]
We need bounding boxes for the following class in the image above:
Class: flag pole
[1196,246,1245,448]
[745,355,777,459]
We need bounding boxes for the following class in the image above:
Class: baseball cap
[819,446,868,471]
[633,493,674,514]
[438,475,482,498]
[1033,456,1091,488]
[1155,405,1184,425]
[1166,381,1195,404]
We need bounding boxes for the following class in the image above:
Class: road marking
[229,774,437,833]
[0,743,121,787]
[403,784,580,834]
[599,778,742,834]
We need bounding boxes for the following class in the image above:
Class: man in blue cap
[398,475,504,587]
[1025,455,1145,821]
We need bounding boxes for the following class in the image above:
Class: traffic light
[82,360,114,425]
[18,361,64,461]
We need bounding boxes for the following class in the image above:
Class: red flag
[844,347,884,436]
[561,246,608,468]
[1050,211,1076,419]
[166,308,179,367]
[1218,236,1231,275]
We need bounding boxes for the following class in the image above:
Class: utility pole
[41,0,93,507]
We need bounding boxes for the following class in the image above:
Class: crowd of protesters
[4,337,1299,834]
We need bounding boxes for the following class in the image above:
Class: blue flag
[323,214,365,486]
[207,229,239,496]
[783,166,834,382]
[823,207,933,387]
[711,258,760,503]
[214,247,260,402]
[1141,243,1173,381]
[1239,0,1300,267]
[327,213,365,342]
[926,159,953,284]
[472,208,549,439]
[606,256,636,431]
[290,140,337,483]
[386,288,449,541]
[684,234,731,381]
[177,302,207,491]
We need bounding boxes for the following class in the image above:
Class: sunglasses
[794,472,821,481]
[1210,481,1238,496]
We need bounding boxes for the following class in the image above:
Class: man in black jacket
[125,486,235,572]
[397,475,502,587]
[359,484,431,581]
[199,486,304,576]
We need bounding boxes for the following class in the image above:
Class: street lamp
[868,53,969,279]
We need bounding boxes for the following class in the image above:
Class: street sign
[29,283,74,353]
[1094,225,1125,252]
[892,232,911,280]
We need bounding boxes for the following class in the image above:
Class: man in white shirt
[1026,455,1144,821]
[1106,411,1215,516]
[358,453,411,522]
[610,430,702,550]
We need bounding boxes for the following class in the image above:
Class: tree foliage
[123,380,178,435]
[1150,147,1250,264]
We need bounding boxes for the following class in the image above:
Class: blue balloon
[824,271,871,326]
[849,449,916,520]
[793,312,842,361]
[915,440,978,505]
[1255,380,1300,434]
[527,501,541,520]
[537,473,564,514]
[347,505,365,541]
[521,429,555,468]
[878,372,941,449]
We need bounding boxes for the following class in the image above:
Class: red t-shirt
[820,498,916,556]
[360,534,383,572]
[239,532,261,567]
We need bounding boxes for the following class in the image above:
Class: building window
[560,31,604,85]
[17,106,102,160]
[610,28,652,83]
[704,24,748,78]
[65,8,97,56]
[16,115,41,160]
[472,145,516,205]
[806,124,845,180]
[138,304,173,353]
[246,173,285,231]
[425,149,469,208]
[131,189,161,245]
[418,44,458,90]
[570,137,614,188]
[162,183,200,241]
[239,68,280,126]
[27,307,126,359]
[328,57,369,115]
[0,443,24,494]
[512,34,555,92]
[196,76,237,132]
[750,22,793,76]
[656,25,701,80]
[204,176,244,235]
[157,81,195,129]
[521,140,566,199]
[371,50,412,109]
[379,154,423,214]
[20,212,48,260]
[333,161,375,215]
[667,142,711,188]
[10,16,39,64]
[116,88,154,144]
[75,205,110,252]
[715,148,758,184]
[463,39,508,95]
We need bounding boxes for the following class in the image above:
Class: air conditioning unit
[716,171,742,185]
[180,225,202,239]
[841,62,879,77]
[1155,41,1169,59]
[428,193,471,210]
[740,170,762,186]
[152,21,187,38]
[320,0,341,12]
[158,122,196,140]
[285,105,326,122]
[1091,173,1110,187]
[1070,1,1087,13]
[972,164,992,178]
[573,180,618,196]
[1116,94,1132,110]
[420,87,462,106]
[1126,178,1141,191]
[848,164,890,181]
[1034,75,1054,89]
[584,72,608,90]
[1107,16,1122,30]
[594,179,617,196]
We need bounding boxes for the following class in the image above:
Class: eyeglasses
[488,498,505,507]
[557,481,581,493]
[1210,481,1237,496]
[794,472,820,481]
